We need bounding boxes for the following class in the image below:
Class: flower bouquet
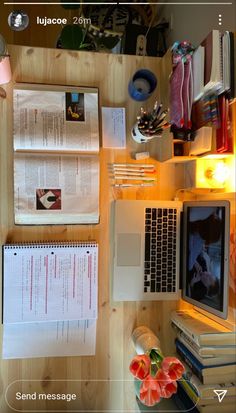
[129,326,185,407]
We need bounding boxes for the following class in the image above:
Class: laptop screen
[182,201,230,319]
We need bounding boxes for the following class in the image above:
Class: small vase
[132,326,161,355]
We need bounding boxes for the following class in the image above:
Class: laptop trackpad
[117,233,141,266]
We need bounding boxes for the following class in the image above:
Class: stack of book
[192,30,235,101]
[171,310,236,413]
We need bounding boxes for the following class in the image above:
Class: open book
[13,83,100,225]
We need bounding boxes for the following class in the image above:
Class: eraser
[135,151,150,160]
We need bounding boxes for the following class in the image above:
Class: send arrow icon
[213,389,228,402]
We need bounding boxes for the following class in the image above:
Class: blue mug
[128,69,157,101]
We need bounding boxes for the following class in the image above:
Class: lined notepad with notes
[2,242,98,358]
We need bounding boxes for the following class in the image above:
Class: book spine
[183,363,236,399]
[176,340,204,383]
[178,379,199,404]
[178,334,236,366]
[177,328,201,354]
[178,335,206,365]
[171,317,200,346]
[172,313,235,346]
[174,383,199,413]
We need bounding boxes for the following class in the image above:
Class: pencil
[112,163,155,168]
[113,183,155,188]
[113,175,156,181]
[112,167,156,173]
[112,171,154,176]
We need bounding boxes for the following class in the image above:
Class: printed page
[14,153,99,224]
[13,86,99,152]
[3,319,97,359]
[3,244,98,323]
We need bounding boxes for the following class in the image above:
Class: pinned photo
[65,92,85,122]
[8,10,29,31]
[36,189,61,210]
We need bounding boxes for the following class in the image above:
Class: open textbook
[2,242,98,358]
[13,83,100,225]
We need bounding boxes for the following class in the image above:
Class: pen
[152,110,169,127]
[113,176,156,181]
[154,102,163,119]
[112,163,155,168]
[111,167,156,173]
[112,171,154,176]
[113,183,155,188]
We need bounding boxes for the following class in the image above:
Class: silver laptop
[112,200,230,310]
[112,200,182,301]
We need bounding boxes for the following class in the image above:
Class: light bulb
[205,161,230,185]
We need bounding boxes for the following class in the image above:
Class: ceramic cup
[128,69,157,101]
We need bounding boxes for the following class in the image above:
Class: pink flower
[161,357,185,381]
[129,354,151,380]
[139,374,162,406]
[156,369,177,398]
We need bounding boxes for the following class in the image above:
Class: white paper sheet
[102,107,126,148]
[14,153,99,224]
[3,244,98,323]
[13,87,99,152]
[3,319,97,359]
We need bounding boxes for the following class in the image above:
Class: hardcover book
[171,310,236,346]
[176,379,236,413]
[176,339,236,384]
[176,334,236,365]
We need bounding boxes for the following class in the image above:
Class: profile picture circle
[8,10,29,31]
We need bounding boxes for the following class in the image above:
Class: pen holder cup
[131,123,149,143]
[131,123,158,144]
[0,55,12,84]
[128,69,157,102]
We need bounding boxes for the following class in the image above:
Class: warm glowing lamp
[204,160,230,186]
[186,158,232,189]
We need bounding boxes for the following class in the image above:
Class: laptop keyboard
[144,208,177,293]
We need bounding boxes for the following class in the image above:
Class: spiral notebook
[2,242,98,358]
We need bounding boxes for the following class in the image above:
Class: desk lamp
[186,158,231,189]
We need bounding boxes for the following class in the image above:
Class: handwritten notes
[102,107,126,148]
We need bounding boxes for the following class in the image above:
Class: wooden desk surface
[0,45,184,412]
